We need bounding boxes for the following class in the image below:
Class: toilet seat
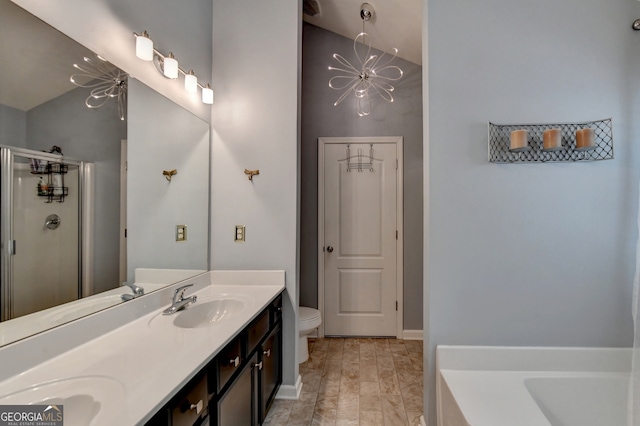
[299,307,321,330]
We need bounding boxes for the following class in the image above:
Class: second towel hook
[163,169,177,182]
[244,169,259,181]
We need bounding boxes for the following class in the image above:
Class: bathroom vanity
[146,293,282,426]
[0,270,285,426]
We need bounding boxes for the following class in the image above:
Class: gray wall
[300,23,424,330]
[27,86,126,294]
[211,0,300,389]
[0,104,27,148]
[425,0,640,423]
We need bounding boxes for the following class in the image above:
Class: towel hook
[163,169,177,182]
[244,169,260,181]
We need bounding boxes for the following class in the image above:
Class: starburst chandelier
[328,3,403,117]
[70,56,128,121]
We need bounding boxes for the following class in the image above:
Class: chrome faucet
[163,283,197,315]
[121,282,144,301]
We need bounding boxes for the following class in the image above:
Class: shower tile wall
[11,163,79,317]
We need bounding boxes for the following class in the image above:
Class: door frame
[317,136,404,338]
[119,139,127,285]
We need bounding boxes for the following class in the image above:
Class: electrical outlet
[176,225,187,242]
[235,225,245,242]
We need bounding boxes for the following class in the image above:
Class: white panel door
[323,141,398,336]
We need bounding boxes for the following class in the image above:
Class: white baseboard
[403,330,424,340]
[275,374,302,400]
[420,415,426,426]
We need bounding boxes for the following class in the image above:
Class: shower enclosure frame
[0,146,86,321]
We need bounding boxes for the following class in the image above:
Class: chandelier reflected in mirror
[328,3,403,117]
[70,56,128,121]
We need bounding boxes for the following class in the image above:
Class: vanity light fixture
[163,52,179,79]
[184,70,198,93]
[202,84,214,105]
[135,30,154,61]
[133,31,214,105]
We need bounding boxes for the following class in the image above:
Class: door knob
[326,246,334,253]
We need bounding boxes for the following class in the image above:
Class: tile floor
[263,338,424,426]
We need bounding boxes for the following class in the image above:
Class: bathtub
[436,346,632,426]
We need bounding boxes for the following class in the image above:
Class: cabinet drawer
[247,310,270,355]
[170,374,208,426]
[214,337,243,393]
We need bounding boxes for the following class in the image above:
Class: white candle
[575,128,595,149]
[510,129,528,150]
[543,128,561,150]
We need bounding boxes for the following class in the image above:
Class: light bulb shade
[202,85,214,104]
[135,34,153,61]
[185,72,198,93]
[163,53,179,79]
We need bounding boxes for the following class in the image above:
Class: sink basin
[41,294,123,324]
[173,298,246,329]
[0,376,125,426]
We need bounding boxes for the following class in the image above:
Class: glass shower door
[1,149,81,320]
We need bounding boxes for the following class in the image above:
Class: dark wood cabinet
[217,352,257,426]
[259,324,281,423]
[146,293,283,426]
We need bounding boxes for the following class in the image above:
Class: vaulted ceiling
[0,0,422,113]
[303,0,422,65]
[0,0,95,111]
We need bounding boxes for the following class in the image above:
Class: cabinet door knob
[180,399,203,414]
[263,349,271,358]
[230,356,240,368]
[190,400,204,415]
[253,361,263,370]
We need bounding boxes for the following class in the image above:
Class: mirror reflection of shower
[1,146,93,321]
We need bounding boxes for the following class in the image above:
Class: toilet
[298,306,322,363]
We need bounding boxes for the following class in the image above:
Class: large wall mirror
[0,0,209,346]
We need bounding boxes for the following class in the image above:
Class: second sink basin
[0,376,125,426]
[173,298,246,328]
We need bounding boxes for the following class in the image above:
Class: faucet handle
[172,283,194,302]
[122,282,144,296]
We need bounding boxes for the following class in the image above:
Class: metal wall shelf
[488,118,613,163]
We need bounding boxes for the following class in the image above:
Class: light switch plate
[176,225,187,242]
[235,225,245,242]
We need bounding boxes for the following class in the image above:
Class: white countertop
[0,268,207,347]
[0,282,168,346]
[0,271,285,425]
